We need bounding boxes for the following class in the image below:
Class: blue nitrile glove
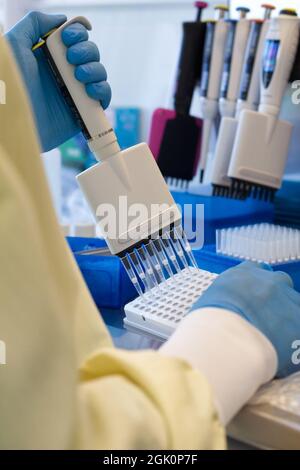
[191,262,300,378]
[6,12,112,152]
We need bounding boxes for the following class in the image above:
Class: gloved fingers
[27,11,67,46]
[235,261,262,270]
[272,271,294,288]
[86,82,112,109]
[234,263,293,287]
[258,262,273,272]
[286,287,300,307]
[67,41,100,65]
[75,62,107,84]
[226,261,262,276]
[62,23,89,47]
[235,261,274,273]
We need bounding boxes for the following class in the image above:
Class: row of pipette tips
[217,223,300,264]
[165,177,190,192]
[121,227,198,298]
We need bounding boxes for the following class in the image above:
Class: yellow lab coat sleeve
[0,36,225,450]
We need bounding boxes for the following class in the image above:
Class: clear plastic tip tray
[124,267,218,340]
[250,372,300,417]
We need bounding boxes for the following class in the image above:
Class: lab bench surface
[101,308,257,451]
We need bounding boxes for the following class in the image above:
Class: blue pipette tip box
[67,237,137,309]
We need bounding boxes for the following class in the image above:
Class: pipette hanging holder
[228,110,293,201]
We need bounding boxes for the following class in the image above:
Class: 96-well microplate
[124,267,218,340]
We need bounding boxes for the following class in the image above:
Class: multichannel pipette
[190,5,252,191]
[219,7,252,118]
[227,9,300,201]
[211,4,276,197]
[191,5,230,186]
[37,16,197,295]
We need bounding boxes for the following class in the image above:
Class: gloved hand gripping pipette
[6,12,112,152]
[211,4,276,197]
[40,17,194,293]
[226,9,300,201]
